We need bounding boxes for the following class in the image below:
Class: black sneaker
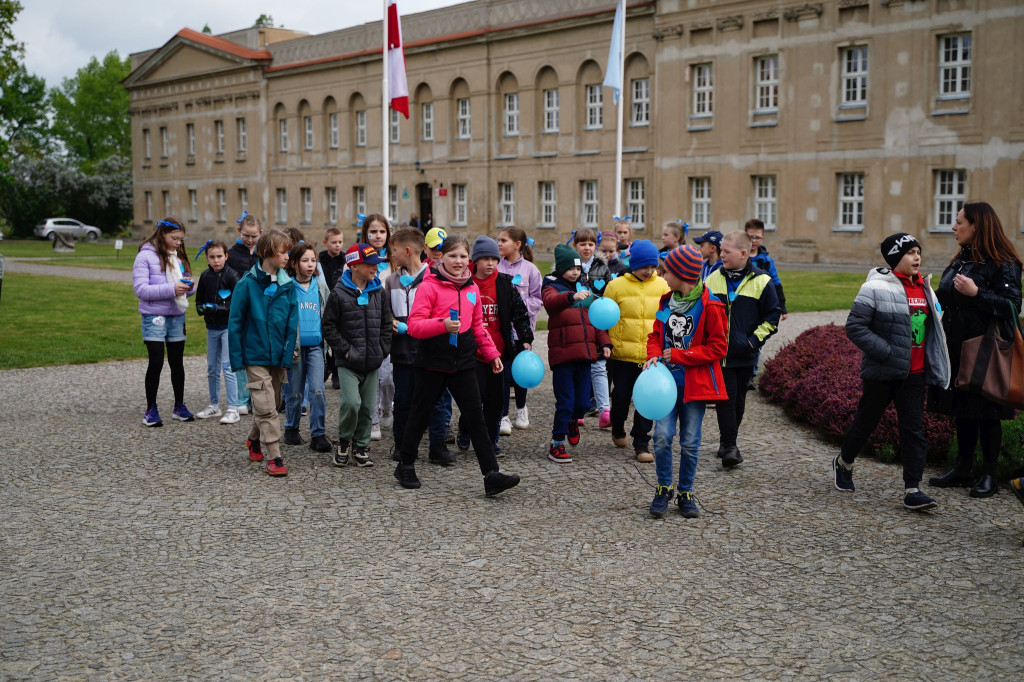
[455,431,471,451]
[444,425,456,444]
[746,376,756,392]
[429,443,455,466]
[567,419,581,446]
[833,455,855,492]
[677,491,700,518]
[283,428,303,445]
[394,464,421,489]
[310,435,332,452]
[722,446,743,469]
[904,490,938,511]
[352,445,373,467]
[649,485,674,518]
[332,440,350,467]
[484,470,520,497]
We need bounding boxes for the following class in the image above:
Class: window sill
[503,133,520,138]
[832,226,865,233]
[931,108,970,117]
[216,220,227,224]
[236,155,247,161]
[582,126,602,132]
[143,219,153,224]
[185,158,195,166]
[141,164,151,169]
[623,147,648,153]
[838,103,866,111]
[533,152,558,158]
[299,221,311,226]
[687,124,713,132]
[629,122,650,128]
[936,94,970,102]
[575,150,600,156]
[927,227,955,234]
[451,222,467,228]
[494,154,517,160]
[536,224,556,229]
[749,120,778,128]
[835,115,867,122]
[541,130,559,135]
[214,158,224,164]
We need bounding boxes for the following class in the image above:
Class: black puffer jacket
[195,264,240,329]
[928,245,1023,419]
[226,242,257,276]
[579,255,612,297]
[494,273,534,363]
[322,270,393,374]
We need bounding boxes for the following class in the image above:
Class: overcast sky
[16,0,468,88]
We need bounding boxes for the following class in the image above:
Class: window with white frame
[456,98,471,139]
[355,110,367,146]
[143,129,151,158]
[162,191,171,216]
[189,190,198,221]
[939,33,971,98]
[301,187,312,223]
[145,191,153,221]
[279,119,288,152]
[276,188,287,223]
[693,63,713,117]
[453,183,467,226]
[421,102,434,140]
[236,117,247,153]
[581,180,599,227]
[215,120,225,153]
[934,170,966,230]
[160,127,168,157]
[755,55,779,113]
[239,187,248,215]
[585,85,603,129]
[539,182,556,227]
[186,123,195,155]
[498,183,515,226]
[631,78,650,125]
[504,93,519,136]
[217,189,226,221]
[389,185,398,222]
[691,177,711,228]
[754,175,777,230]
[543,89,559,132]
[837,173,865,230]
[329,113,339,148]
[391,109,400,144]
[627,179,646,228]
[304,116,313,150]
[354,186,366,218]
[327,187,337,223]
[841,46,868,107]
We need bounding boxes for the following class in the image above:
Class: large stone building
[125,0,1024,265]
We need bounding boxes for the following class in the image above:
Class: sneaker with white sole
[499,416,513,436]
[370,424,383,441]
[196,404,222,419]
[219,409,240,424]
[513,407,530,429]
[381,411,394,428]
[171,403,195,422]
[236,405,250,416]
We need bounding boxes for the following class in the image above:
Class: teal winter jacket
[228,263,299,371]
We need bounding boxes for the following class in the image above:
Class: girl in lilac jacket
[497,226,542,432]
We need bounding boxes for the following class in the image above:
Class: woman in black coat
[928,201,1022,498]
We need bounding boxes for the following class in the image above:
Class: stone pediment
[125,29,271,88]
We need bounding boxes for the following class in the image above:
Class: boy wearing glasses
[744,219,788,391]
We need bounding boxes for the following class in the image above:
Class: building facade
[125,0,1024,265]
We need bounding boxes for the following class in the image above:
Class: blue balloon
[632,363,676,421]
[396,322,408,335]
[588,297,620,330]
[511,350,545,389]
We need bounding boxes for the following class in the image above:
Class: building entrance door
[417,183,433,230]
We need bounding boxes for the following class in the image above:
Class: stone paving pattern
[3,310,1023,679]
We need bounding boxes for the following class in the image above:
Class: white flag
[603,1,624,104]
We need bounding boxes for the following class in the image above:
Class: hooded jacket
[647,287,729,402]
[322,270,393,374]
[603,271,671,365]
[705,262,781,368]
[227,241,258,275]
[542,275,612,366]
[385,265,429,366]
[228,263,299,371]
[195,263,240,330]
[579,254,612,297]
[408,267,500,372]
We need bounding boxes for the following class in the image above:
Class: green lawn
[0,239,134,259]
[779,271,863,313]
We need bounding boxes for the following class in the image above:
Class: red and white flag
[388,0,409,118]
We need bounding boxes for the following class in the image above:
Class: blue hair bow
[235,210,248,225]
[565,230,577,245]
[525,237,535,247]
[194,239,213,262]
[678,220,690,236]
[157,219,181,230]
[613,216,632,222]
[357,213,367,224]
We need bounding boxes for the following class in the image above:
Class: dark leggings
[717,366,756,448]
[955,417,1003,477]
[145,340,185,407]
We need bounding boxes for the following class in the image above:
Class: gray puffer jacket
[845,268,950,387]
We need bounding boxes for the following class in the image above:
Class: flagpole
[382,0,390,223]
[613,0,625,219]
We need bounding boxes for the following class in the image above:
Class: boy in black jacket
[195,240,242,424]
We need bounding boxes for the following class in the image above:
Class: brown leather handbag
[955,301,1024,409]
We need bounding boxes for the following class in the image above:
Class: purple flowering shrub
[760,324,955,458]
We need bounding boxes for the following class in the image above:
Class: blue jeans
[206,328,238,408]
[590,358,609,411]
[285,345,326,436]
[653,392,707,492]
[392,363,448,448]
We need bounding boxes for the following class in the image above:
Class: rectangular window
[837,173,865,230]
[453,183,467,226]
[755,55,779,113]
[841,46,868,107]
[421,102,434,141]
[189,189,198,221]
[939,33,971,98]
[693,63,713,117]
[539,182,556,227]
[585,85,603,129]
[239,188,248,215]
[276,188,287,223]
[389,185,398,222]
[144,191,153,221]
[215,120,225,153]
[631,78,650,125]
[304,116,313,150]
[217,189,226,221]
[456,98,471,139]
[327,187,337,223]
[627,179,646,229]
[754,176,777,230]
[390,109,400,144]
[162,190,171,216]
[354,186,366,218]
[355,111,366,147]
[329,113,339,148]
[691,177,711,228]
[543,89,559,133]
[143,129,151,159]
[279,119,288,152]
[186,123,195,155]
[236,117,247,153]
[160,127,168,157]
[504,93,519,136]
[934,169,966,230]
[581,180,599,228]
[301,187,312,223]
[498,183,515,226]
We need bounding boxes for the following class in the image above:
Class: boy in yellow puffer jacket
[603,239,670,461]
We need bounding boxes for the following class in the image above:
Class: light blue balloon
[396,322,408,334]
[588,297,620,330]
[632,363,676,421]
[511,350,545,389]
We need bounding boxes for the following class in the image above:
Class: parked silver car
[34,218,102,241]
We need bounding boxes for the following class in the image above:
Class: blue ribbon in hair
[525,237,535,247]
[235,210,248,224]
[157,219,181,230]
[678,220,690,237]
[357,213,367,224]
[565,230,577,245]
[194,239,213,262]
[613,216,632,222]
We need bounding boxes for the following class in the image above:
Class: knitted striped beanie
[664,245,703,283]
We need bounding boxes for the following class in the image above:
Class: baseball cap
[345,243,386,266]
[693,230,723,247]
[425,227,448,249]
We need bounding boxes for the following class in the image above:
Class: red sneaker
[247,438,263,462]
[567,419,581,446]
[548,442,572,463]
[266,457,288,476]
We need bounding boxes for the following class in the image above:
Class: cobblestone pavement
[3,311,1023,680]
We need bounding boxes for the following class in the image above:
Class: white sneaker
[380,411,394,428]
[513,406,530,429]
[219,409,240,424]
[196,404,222,419]
[499,416,513,436]
[236,405,250,416]
[370,424,382,441]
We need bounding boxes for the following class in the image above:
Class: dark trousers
[840,373,927,488]
[400,367,499,475]
[717,366,756,449]
[608,358,653,450]
[458,362,504,445]
[501,363,528,416]
[392,363,448,450]
[552,361,592,439]
[955,417,1003,477]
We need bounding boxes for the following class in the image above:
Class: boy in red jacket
[644,245,728,518]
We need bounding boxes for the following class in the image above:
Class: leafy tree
[0,0,23,85]
[253,14,275,27]
[49,51,130,171]
[0,62,49,163]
